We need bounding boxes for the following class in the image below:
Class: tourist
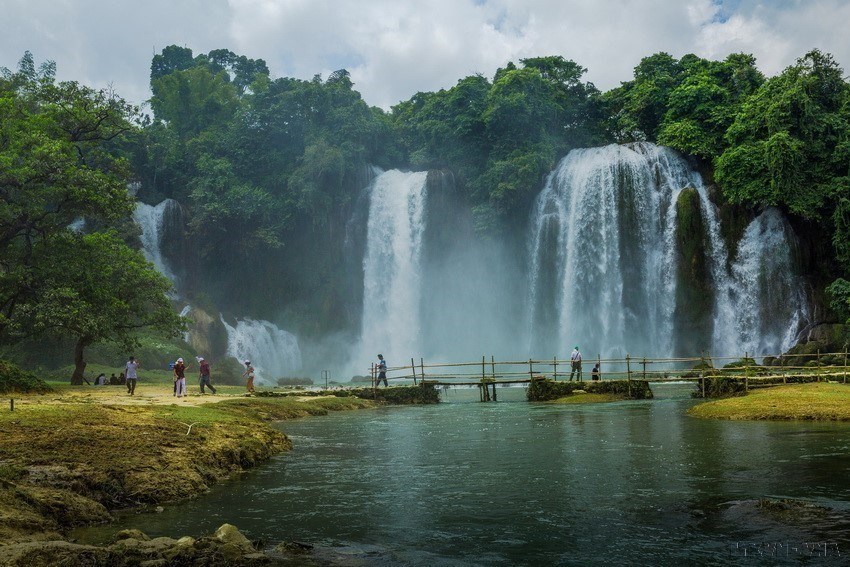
[125,356,139,395]
[591,363,600,381]
[174,357,187,398]
[95,373,106,386]
[242,360,255,394]
[376,354,388,387]
[118,372,125,385]
[109,373,118,385]
[570,346,582,381]
[198,357,216,394]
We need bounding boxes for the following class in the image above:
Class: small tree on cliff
[18,231,184,384]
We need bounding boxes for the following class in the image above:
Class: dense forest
[2,45,849,377]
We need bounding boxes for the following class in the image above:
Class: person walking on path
[125,356,140,395]
[173,357,187,398]
[243,360,255,394]
[570,346,583,381]
[376,354,388,387]
[198,357,216,394]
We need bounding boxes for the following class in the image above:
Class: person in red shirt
[198,357,216,395]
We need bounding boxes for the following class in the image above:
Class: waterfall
[133,199,181,284]
[221,317,302,383]
[527,143,726,358]
[725,208,810,356]
[355,169,428,373]
[526,143,810,360]
[179,305,192,344]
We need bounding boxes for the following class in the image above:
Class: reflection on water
[76,384,850,564]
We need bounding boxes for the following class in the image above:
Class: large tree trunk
[71,336,92,385]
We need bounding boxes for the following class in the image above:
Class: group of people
[570,346,601,381]
[117,356,257,397]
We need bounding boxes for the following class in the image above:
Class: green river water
[76,384,850,565]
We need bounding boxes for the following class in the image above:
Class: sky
[2,0,850,110]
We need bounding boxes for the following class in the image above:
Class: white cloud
[2,0,849,110]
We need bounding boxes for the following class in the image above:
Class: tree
[15,232,183,384]
[0,54,136,334]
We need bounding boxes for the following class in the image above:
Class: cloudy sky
[3,0,850,110]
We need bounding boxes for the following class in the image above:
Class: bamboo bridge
[367,350,850,401]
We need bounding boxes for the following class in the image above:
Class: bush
[211,357,246,386]
[527,378,653,401]
[0,359,52,394]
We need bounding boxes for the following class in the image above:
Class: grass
[0,384,376,543]
[550,392,624,404]
[687,382,850,420]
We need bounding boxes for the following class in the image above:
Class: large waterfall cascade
[221,317,303,383]
[526,143,808,359]
[355,170,429,373]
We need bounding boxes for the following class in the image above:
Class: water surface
[78,385,850,565]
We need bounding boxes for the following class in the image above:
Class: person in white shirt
[569,346,582,381]
[125,356,140,395]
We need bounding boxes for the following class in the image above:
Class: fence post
[553,356,558,381]
[626,354,632,397]
[642,357,647,381]
[817,349,821,382]
[598,354,602,381]
[744,351,749,393]
[844,348,848,384]
[491,356,496,380]
[411,358,417,385]
[420,358,425,381]
[781,354,786,384]
[371,363,376,394]
[529,359,534,381]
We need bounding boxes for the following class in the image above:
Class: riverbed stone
[115,528,150,541]
[215,523,255,553]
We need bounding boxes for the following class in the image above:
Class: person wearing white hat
[173,357,187,398]
[198,357,216,395]
[242,360,255,394]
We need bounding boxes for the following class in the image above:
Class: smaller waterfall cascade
[134,199,181,284]
[221,317,302,383]
[356,170,429,370]
[723,208,809,356]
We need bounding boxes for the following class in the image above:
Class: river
[76,384,850,565]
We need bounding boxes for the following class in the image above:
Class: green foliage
[526,378,653,401]
[0,359,51,394]
[826,279,850,323]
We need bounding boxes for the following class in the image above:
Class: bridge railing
[367,350,850,386]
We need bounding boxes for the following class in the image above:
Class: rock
[0,540,110,566]
[154,506,164,513]
[138,536,179,555]
[115,528,150,541]
[175,535,195,547]
[214,523,255,554]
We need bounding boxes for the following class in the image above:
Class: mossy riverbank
[688,382,850,420]
[0,383,396,564]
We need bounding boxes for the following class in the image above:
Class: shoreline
[687,382,850,420]
[0,384,384,565]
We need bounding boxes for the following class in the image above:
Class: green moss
[527,379,653,401]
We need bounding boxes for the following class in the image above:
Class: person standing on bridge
[376,354,388,387]
[570,346,582,381]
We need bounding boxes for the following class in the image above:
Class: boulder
[214,523,255,554]
[115,528,150,542]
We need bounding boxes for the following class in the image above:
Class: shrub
[527,378,653,401]
[0,360,52,394]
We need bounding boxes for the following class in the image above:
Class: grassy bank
[0,385,375,547]
[688,382,850,420]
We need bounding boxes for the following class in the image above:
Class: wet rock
[115,528,150,541]
[0,540,110,566]
[215,523,255,554]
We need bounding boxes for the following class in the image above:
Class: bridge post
[844,348,848,384]
[817,349,821,381]
[597,354,601,381]
[411,358,417,385]
[744,351,749,393]
[642,357,646,381]
[529,359,533,381]
[420,358,425,381]
[491,355,496,380]
[553,356,557,381]
[626,354,632,397]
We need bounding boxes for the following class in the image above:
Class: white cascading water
[724,207,809,356]
[179,305,192,343]
[220,317,302,383]
[527,143,718,357]
[133,199,181,285]
[527,143,808,359]
[354,170,428,373]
